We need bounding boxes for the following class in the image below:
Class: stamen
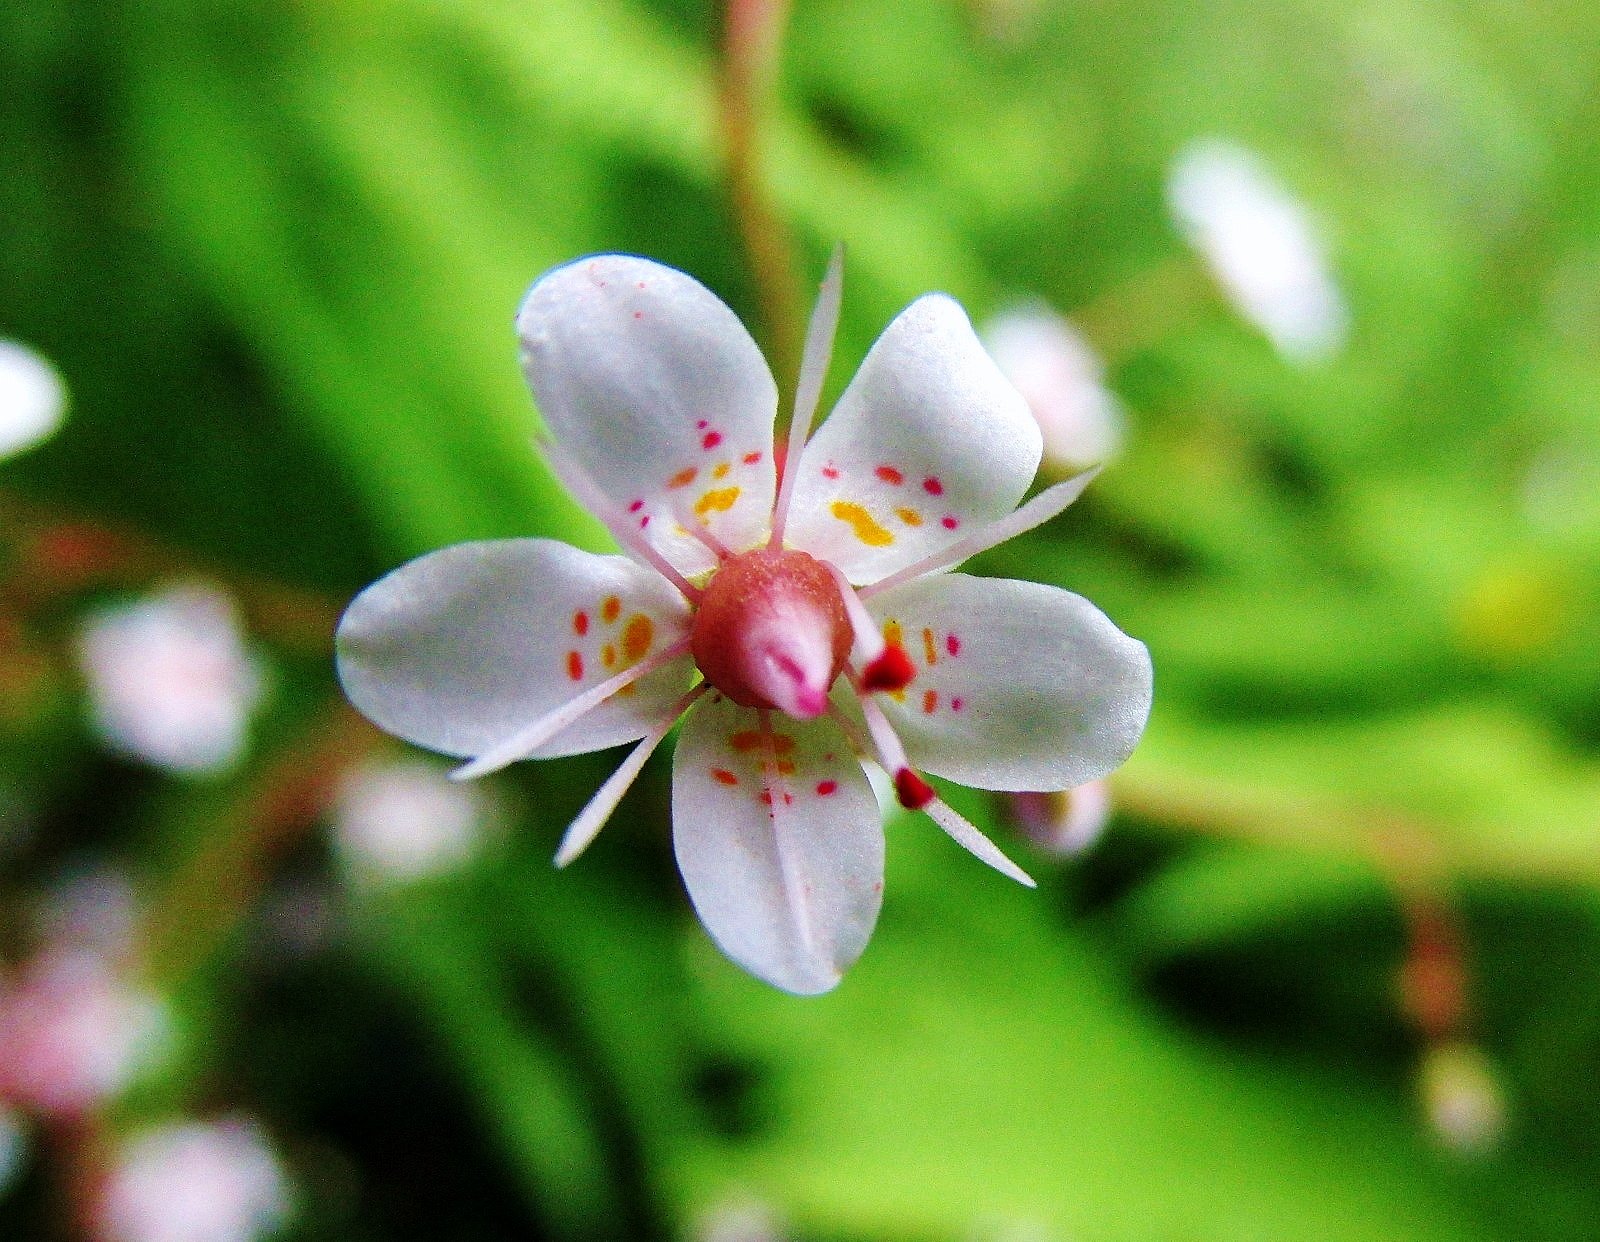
[825,562,886,665]
[771,243,845,548]
[859,470,1101,600]
[553,686,706,867]
[846,675,1034,886]
[758,708,817,954]
[859,646,915,694]
[922,798,1037,888]
[537,434,703,602]
[451,638,692,781]
[681,516,733,562]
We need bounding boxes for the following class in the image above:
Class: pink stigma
[690,550,851,720]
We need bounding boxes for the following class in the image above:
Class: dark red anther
[894,768,935,810]
[860,644,915,692]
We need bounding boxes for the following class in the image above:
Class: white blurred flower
[0,339,66,460]
[1166,139,1349,363]
[982,305,1123,473]
[694,1197,787,1242]
[97,1118,289,1242]
[332,759,486,885]
[0,948,166,1119]
[76,583,266,775]
[1009,779,1112,856]
[0,1103,25,1197]
[1419,1041,1507,1156]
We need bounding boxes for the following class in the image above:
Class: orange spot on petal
[601,644,616,668]
[922,689,939,714]
[829,500,895,547]
[601,596,622,624]
[573,611,589,636]
[922,627,938,665]
[875,465,904,485]
[895,507,923,527]
[712,768,740,786]
[566,650,584,681]
[694,486,741,517]
[667,466,698,489]
[816,780,838,796]
[622,614,654,662]
[743,451,763,464]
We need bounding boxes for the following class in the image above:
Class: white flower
[97,1118,289,1242]
[332,759,485,884]
[0,947,166,1119]
[0,339,66,460]
[982,304,1123,473]
[1166,139,1349,363]
[1009,778,1112,856]
[337,253,1152,994]
[76,584,266,775]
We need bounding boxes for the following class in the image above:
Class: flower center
[690,549,851,720]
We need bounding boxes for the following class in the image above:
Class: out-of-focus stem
[142,703,379,987]
[720,0,804,401]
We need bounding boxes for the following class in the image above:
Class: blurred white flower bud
[75,584,266,775]
[1009,780,1112,856]
[982,306,1123,474]
[97,1117,289,1242]
[1166,139,1349,363]
[1418,1041,1508,1156]
[0,339,66,460]
[694,1196,787,1242]
[0,947,166,1119]
[332,759,487,885]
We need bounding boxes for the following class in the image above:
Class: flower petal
[785,294,1042,583]
[518,255,779,575]
[672,695,883,995]
[865,573,1151,790]
[337,539,694,759]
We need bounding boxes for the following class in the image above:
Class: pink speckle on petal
[950,696,964,712]
[743,451,762,465]
[696,420,708,430]
[703,431,723,450]
[923,477,944,495]
[633,311,643,320]
[941,515,959,530]
[638,515,650,528]
[946,634,961,656]
[822,465,840,480]
[816,780,837,796]
[627,500,643,512]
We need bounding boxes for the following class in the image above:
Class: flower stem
[720,0,804,401]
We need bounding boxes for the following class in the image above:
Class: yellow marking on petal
[712,462,731,480]
[922,627,938,666]
[621,614,654,662]
[895,507,924,527]
[602,643,617,668]
[829,500,895,547]
[883,619,904,650]
[694,486,741,518]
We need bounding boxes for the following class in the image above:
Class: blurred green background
[4,0,1600,1238]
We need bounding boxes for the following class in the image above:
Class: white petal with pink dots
[784,294,1042,584]
[336,539,694,760]
[865,574,1151,791]
[518,255,779,576]
[672,694,883,995]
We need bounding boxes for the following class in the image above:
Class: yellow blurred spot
[1454,561,1569,660]
[712,462,731,480]
[895,507,923,527]
[830,500,894,546]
